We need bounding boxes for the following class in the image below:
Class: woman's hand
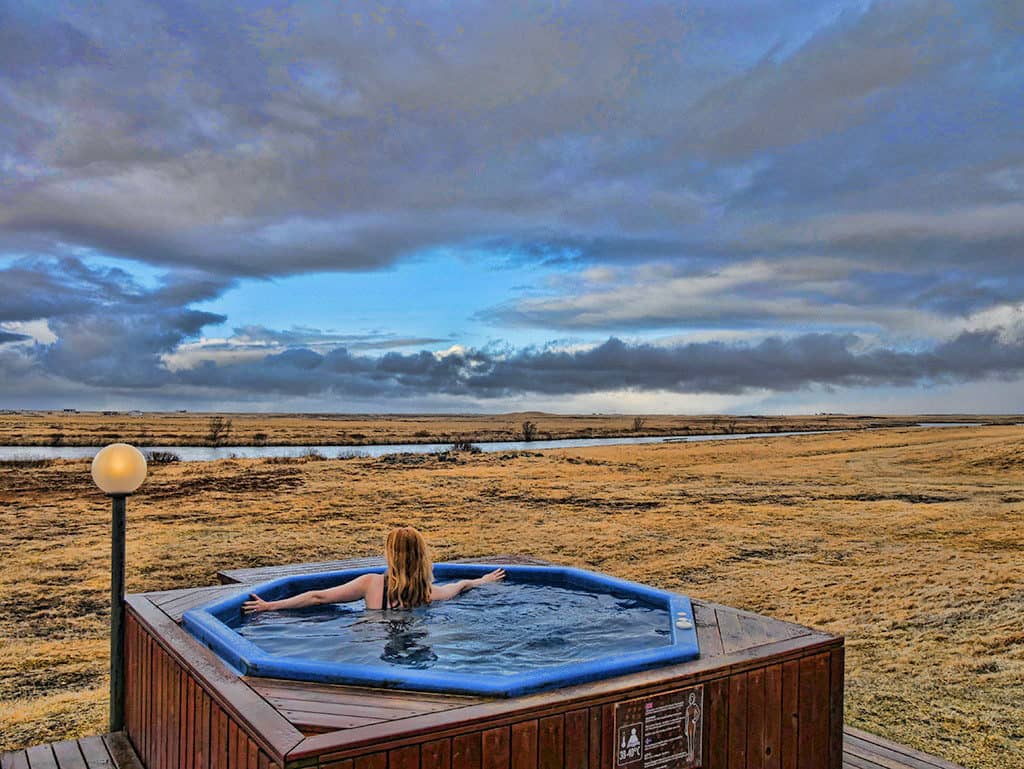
[479,568,506,584]
[242,593,272,614]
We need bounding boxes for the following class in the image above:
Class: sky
[1,0,1023,413]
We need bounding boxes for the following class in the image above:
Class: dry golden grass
[1,424,1021,768]
[0,410,1006,447]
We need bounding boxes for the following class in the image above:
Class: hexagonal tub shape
[183,564,700,697]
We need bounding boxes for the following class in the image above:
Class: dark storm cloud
[0,330,30,344]
[3,251,1023,401]
[0,257,233,323]
[0,0,693,275]
[1,0,1021,285]
[0,258,450,400]
[0,257,229,386]
[164,332,1024,399]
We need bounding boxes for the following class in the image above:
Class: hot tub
[124,556,844,769]
[182,563,701,697]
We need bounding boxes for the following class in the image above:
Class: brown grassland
[0,423,1021,768]
[0,410,1007,447]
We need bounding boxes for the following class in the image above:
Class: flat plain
[0,422,1021,768]
[0,410,1007,447]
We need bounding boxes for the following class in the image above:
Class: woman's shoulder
[347,571,384,597]
[345,571,382,587]
[362,571,386,608]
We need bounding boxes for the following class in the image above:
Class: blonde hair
[384,527,433,609]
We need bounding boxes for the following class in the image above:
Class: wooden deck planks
[245,677,480,711]
[49,742,86,769]
[243,677,482,735]
[1,730,966,769]
[842,728,966,769]
[23,745,58,769]
[693,601,726,657]
[149,585,253,622]
[1,733,141,769]
[75,737,114,768]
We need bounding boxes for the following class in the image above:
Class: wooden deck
[5,556,965,769]
[1,728,964,769]
[1,733,142,769]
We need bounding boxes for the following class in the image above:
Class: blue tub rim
[182,563,700,698]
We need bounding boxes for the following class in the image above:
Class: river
[0,422,985,462]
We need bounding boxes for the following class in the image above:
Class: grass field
[0,410,1007,447]
[1,423,1021,768]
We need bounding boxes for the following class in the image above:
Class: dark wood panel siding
[829,649,845,769]
[746,667,766,768]
[764,664,783,769]
[314,650,842,769]
[420,738,451,769]
[481,726,510,769]
[705,676,730,769]
[509,721,537,769]
[728,670,748,769]
[538,714,563,769]
[452,732,482,769]
[798,653,831,769]
[125,613,282,769]
[563,710,588,769]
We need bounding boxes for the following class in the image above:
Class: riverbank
[0,423,988,462]
[0,410,1009,447]
[1,424,1021,768]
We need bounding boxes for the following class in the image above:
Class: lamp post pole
[91,442,146,736]
[109,493,127,733]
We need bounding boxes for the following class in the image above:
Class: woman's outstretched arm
[430,568,506,601]
[243,572,376,613]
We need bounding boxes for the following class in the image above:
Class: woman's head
[384,526,433,609]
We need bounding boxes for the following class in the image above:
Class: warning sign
[613,685,704,769]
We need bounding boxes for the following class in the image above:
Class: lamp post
[91,443,147,733]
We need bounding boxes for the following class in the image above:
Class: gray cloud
[160,325,452,373]
[0,330,30,344]
[2,258,1022,406]
[6,320,1024,404]
[120,331,1024,399]
[482,257,1024,336]
[1,0,1021,285]
[228,325,448,351]
[2,1,1024,410]
[0,257,229,387]
[0,257,233,323]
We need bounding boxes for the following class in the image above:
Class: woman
[242,526,505,613]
